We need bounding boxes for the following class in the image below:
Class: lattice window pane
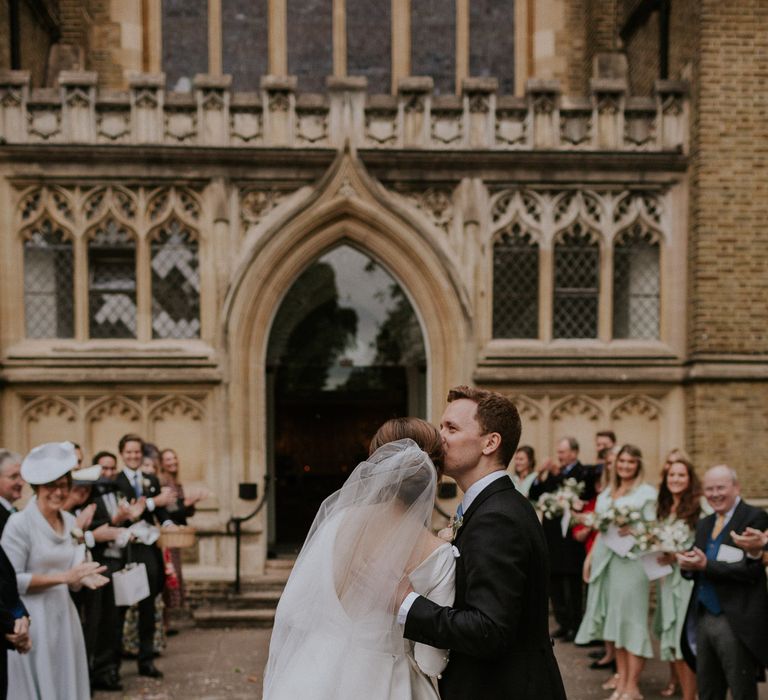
[553,224,599,339]
[492,224,539,338]
[88,220,137,339]
[151,221,201,339]
[613,224,660,339]
[24,220,74,338]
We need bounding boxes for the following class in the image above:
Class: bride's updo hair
[369,417,443,475]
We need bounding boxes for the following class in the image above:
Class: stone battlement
[0,70,688,153]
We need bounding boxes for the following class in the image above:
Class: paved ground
[97,624,768,699]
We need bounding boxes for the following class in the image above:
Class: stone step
[193,608,276,629]
[188,589,283,611]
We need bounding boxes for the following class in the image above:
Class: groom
[399,386,566,700]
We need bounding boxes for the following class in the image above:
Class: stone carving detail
[201,90,225,111]
[551,396,601,422]
[532,93,556,115]
[431,113,463,145]
[165,109,197,142]
[403,93,426,114]
[597,94,621,115]
[469,94,490,114]
[87,396,142,423]
[28,108,61,140]
[23,396,77,423]
[240,188,289,225]
[296,111,328,144]
[97,110,130,141]
[624,111,655,147]
[268,91,290,112]
[65,88,91,109]
[403,187,454,233]
[560,112,592,145]
[19,188,43,221]
[510,396,541,422]
[611,395,660,421]
[365,111,398,145]
[495,110,527,145]
[230,110,262,143]
[149,395,204,422]
[612,191,663,228]
[0,87,22,108]
[661,94,683,116]
[134,89,159,109]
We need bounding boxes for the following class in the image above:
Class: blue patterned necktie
[132,472,142,498]
[456,503,464,522]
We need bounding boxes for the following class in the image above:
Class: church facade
[1,0,765,576]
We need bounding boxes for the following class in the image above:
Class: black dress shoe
[589,648,606,659]
[551,627,568,638]
[138,663,164,678]
[589,658,617,671]
[91,676,123,691]
[562,630,577,642]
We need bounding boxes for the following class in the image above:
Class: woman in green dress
[652,457,703,700]
[511,445,537,498]
[575,444,657,700]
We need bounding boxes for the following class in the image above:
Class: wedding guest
[530,437,595,642]
[595,430,616,455]
[678,466,768,700]
[114,434,173,678]
[0,542,30,700]
[159,448,206,633]
[0,451,23,535]
[652,458,702,700]
[1,442,107,700]
[575,444,657,700]
[511,445,536,498]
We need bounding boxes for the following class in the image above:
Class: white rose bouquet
[536,477,585,520]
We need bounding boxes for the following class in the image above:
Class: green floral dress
[575,482,658,658]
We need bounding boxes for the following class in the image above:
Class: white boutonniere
[438,513,464,543]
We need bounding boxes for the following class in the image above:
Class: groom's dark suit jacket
[405,475,566,700]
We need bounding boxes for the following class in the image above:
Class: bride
[263,418,456,700]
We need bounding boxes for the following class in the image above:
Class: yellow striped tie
[711,513,726,539]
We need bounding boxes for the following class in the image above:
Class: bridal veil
[263,438,439,699]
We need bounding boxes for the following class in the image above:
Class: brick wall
[585,0,618,80]
[689,0,768,356]
[687,383,768,498]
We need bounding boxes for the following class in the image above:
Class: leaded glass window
[88,220,137,339]
[23,220,74,338]
[151,221,201,339]
[411,0,456,94]
[553,223,600,339]
[492,224,538,338]
[287,0,333,93]
[613,223,660,339]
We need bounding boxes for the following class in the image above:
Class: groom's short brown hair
[447,386,521,467]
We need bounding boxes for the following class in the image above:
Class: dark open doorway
[266,245,426,551]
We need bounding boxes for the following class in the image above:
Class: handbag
[112,562,150,606]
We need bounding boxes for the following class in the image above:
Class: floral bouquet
[631,518,693,554]
[591,503,646,532]
[536,478,585,520]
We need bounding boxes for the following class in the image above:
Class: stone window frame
[484,186,679,356]
[14,184,208,346]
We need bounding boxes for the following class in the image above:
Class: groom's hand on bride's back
[395,575,414,612]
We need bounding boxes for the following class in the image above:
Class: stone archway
[223,152,472,571]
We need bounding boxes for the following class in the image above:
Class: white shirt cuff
[161,520,175,528]
[746,550,763,560]
[84,531,95,549]
[146,498,155,512]
[397,592,420,625]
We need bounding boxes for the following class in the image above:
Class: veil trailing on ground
[263,438,438,699]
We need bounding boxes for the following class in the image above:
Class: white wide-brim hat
[72,465,102,485]
[21,441,78,485]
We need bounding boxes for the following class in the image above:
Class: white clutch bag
[112,562,150,606]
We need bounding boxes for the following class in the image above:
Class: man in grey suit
[678,465,768,700]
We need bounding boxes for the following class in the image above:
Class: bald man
[677,465,768,700]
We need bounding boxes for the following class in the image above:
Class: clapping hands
[730,527,768,558]
[74,503,97,531]
[65,561,108,588]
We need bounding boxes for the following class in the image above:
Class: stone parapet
[0,70,689,153]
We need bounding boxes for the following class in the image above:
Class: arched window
[23,220,74,338]
[492,223,539,338]
[347,0,392,93]
[553,223,600,339]
[151,220,201,339]
[88,220,137,339]
[222,0,269,91]
[470,0,515,94]
[411,0,456,94]
[288,0,333,92]
[613,223,660,339]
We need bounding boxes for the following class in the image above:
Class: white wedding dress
[263,439,456,700]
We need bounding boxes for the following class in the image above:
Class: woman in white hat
[1,442,107,700]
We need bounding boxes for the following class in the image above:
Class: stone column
[327,76,367,150]
[261,75,297,146]
[462,77,497,148]
[655,80,689,152]
[398,76,432,148]
[526,79,560,149]
[60,71,97,142]
[195,74,232,145]
[591,78,626,150]
[0,70,30,143]
[129,72,165,143]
